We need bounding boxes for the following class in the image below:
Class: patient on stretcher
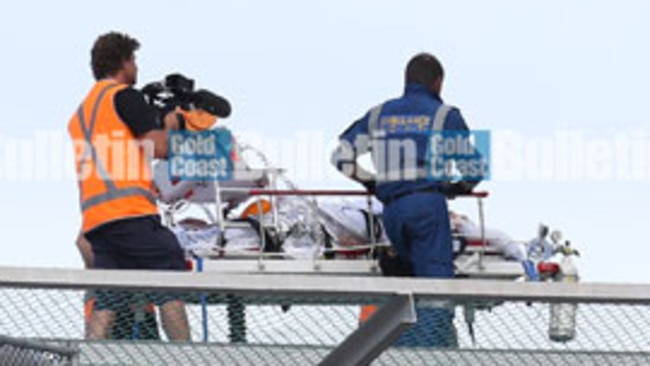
[154,156,268,211]
[152,141,525,261]
[158,177,525,262]
[450,211,527,261]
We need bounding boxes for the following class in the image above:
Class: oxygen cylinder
[549,245,579,342]
[524,224,554,281]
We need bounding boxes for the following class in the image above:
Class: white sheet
[452,216,526,261]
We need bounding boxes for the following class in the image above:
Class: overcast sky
[1,0,649,283]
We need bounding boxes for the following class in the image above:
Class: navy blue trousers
[382,192,457,347]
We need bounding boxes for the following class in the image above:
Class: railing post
[319,294,416,366]
[477,197,486,270]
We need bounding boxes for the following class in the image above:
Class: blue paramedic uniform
[336,83,478,277]
[334,83,482,347]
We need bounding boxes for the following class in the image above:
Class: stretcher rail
[218,188,489,198]
[194,186,492,275]
[235,188,490,270]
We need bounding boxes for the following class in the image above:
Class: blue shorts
[85,215,187,310]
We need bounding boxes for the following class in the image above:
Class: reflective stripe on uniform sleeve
[367,104,384,137]
[432,104,453,132]
[430,104,455,180]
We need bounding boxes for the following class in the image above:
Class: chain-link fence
[1,268,649,365]
[0,335,78,366]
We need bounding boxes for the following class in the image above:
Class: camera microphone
[194,89,232,118]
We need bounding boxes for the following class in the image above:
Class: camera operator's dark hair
[90,32,140,80]
[405,53,444,86]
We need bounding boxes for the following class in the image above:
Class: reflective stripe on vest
[77,83,156,212]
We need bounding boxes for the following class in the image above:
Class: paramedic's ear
[430,76,443,95]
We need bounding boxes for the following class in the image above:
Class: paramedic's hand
[256,173,270,187]
[444,182,474,199]
[362,181,376,194]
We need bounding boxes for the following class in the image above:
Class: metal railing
[1,267,649,365]
[0,335,78,366]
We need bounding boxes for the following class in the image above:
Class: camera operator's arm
[76,231,93,269]
[115,87,181,159]
[139,111,183,158]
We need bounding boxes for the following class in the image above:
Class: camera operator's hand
[162,108,184,131]
[256,173,270,188]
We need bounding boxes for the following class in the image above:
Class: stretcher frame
[159,169,524,281]
[159,172,526,344]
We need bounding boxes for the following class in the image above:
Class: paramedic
[331,53,483,347]
[68,31,189,340]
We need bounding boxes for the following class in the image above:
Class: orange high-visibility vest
[69,80,159,233]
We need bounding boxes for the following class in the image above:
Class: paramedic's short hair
[405,53,444,86]
[91,32,140,80]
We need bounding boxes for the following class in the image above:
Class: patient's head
[179,217,210,229]
[449,210,472,230]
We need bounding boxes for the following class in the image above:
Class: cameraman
[68,31,189,340]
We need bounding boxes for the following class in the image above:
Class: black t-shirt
[114,87,160,137]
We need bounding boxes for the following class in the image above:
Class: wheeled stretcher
[154,161,526,280]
